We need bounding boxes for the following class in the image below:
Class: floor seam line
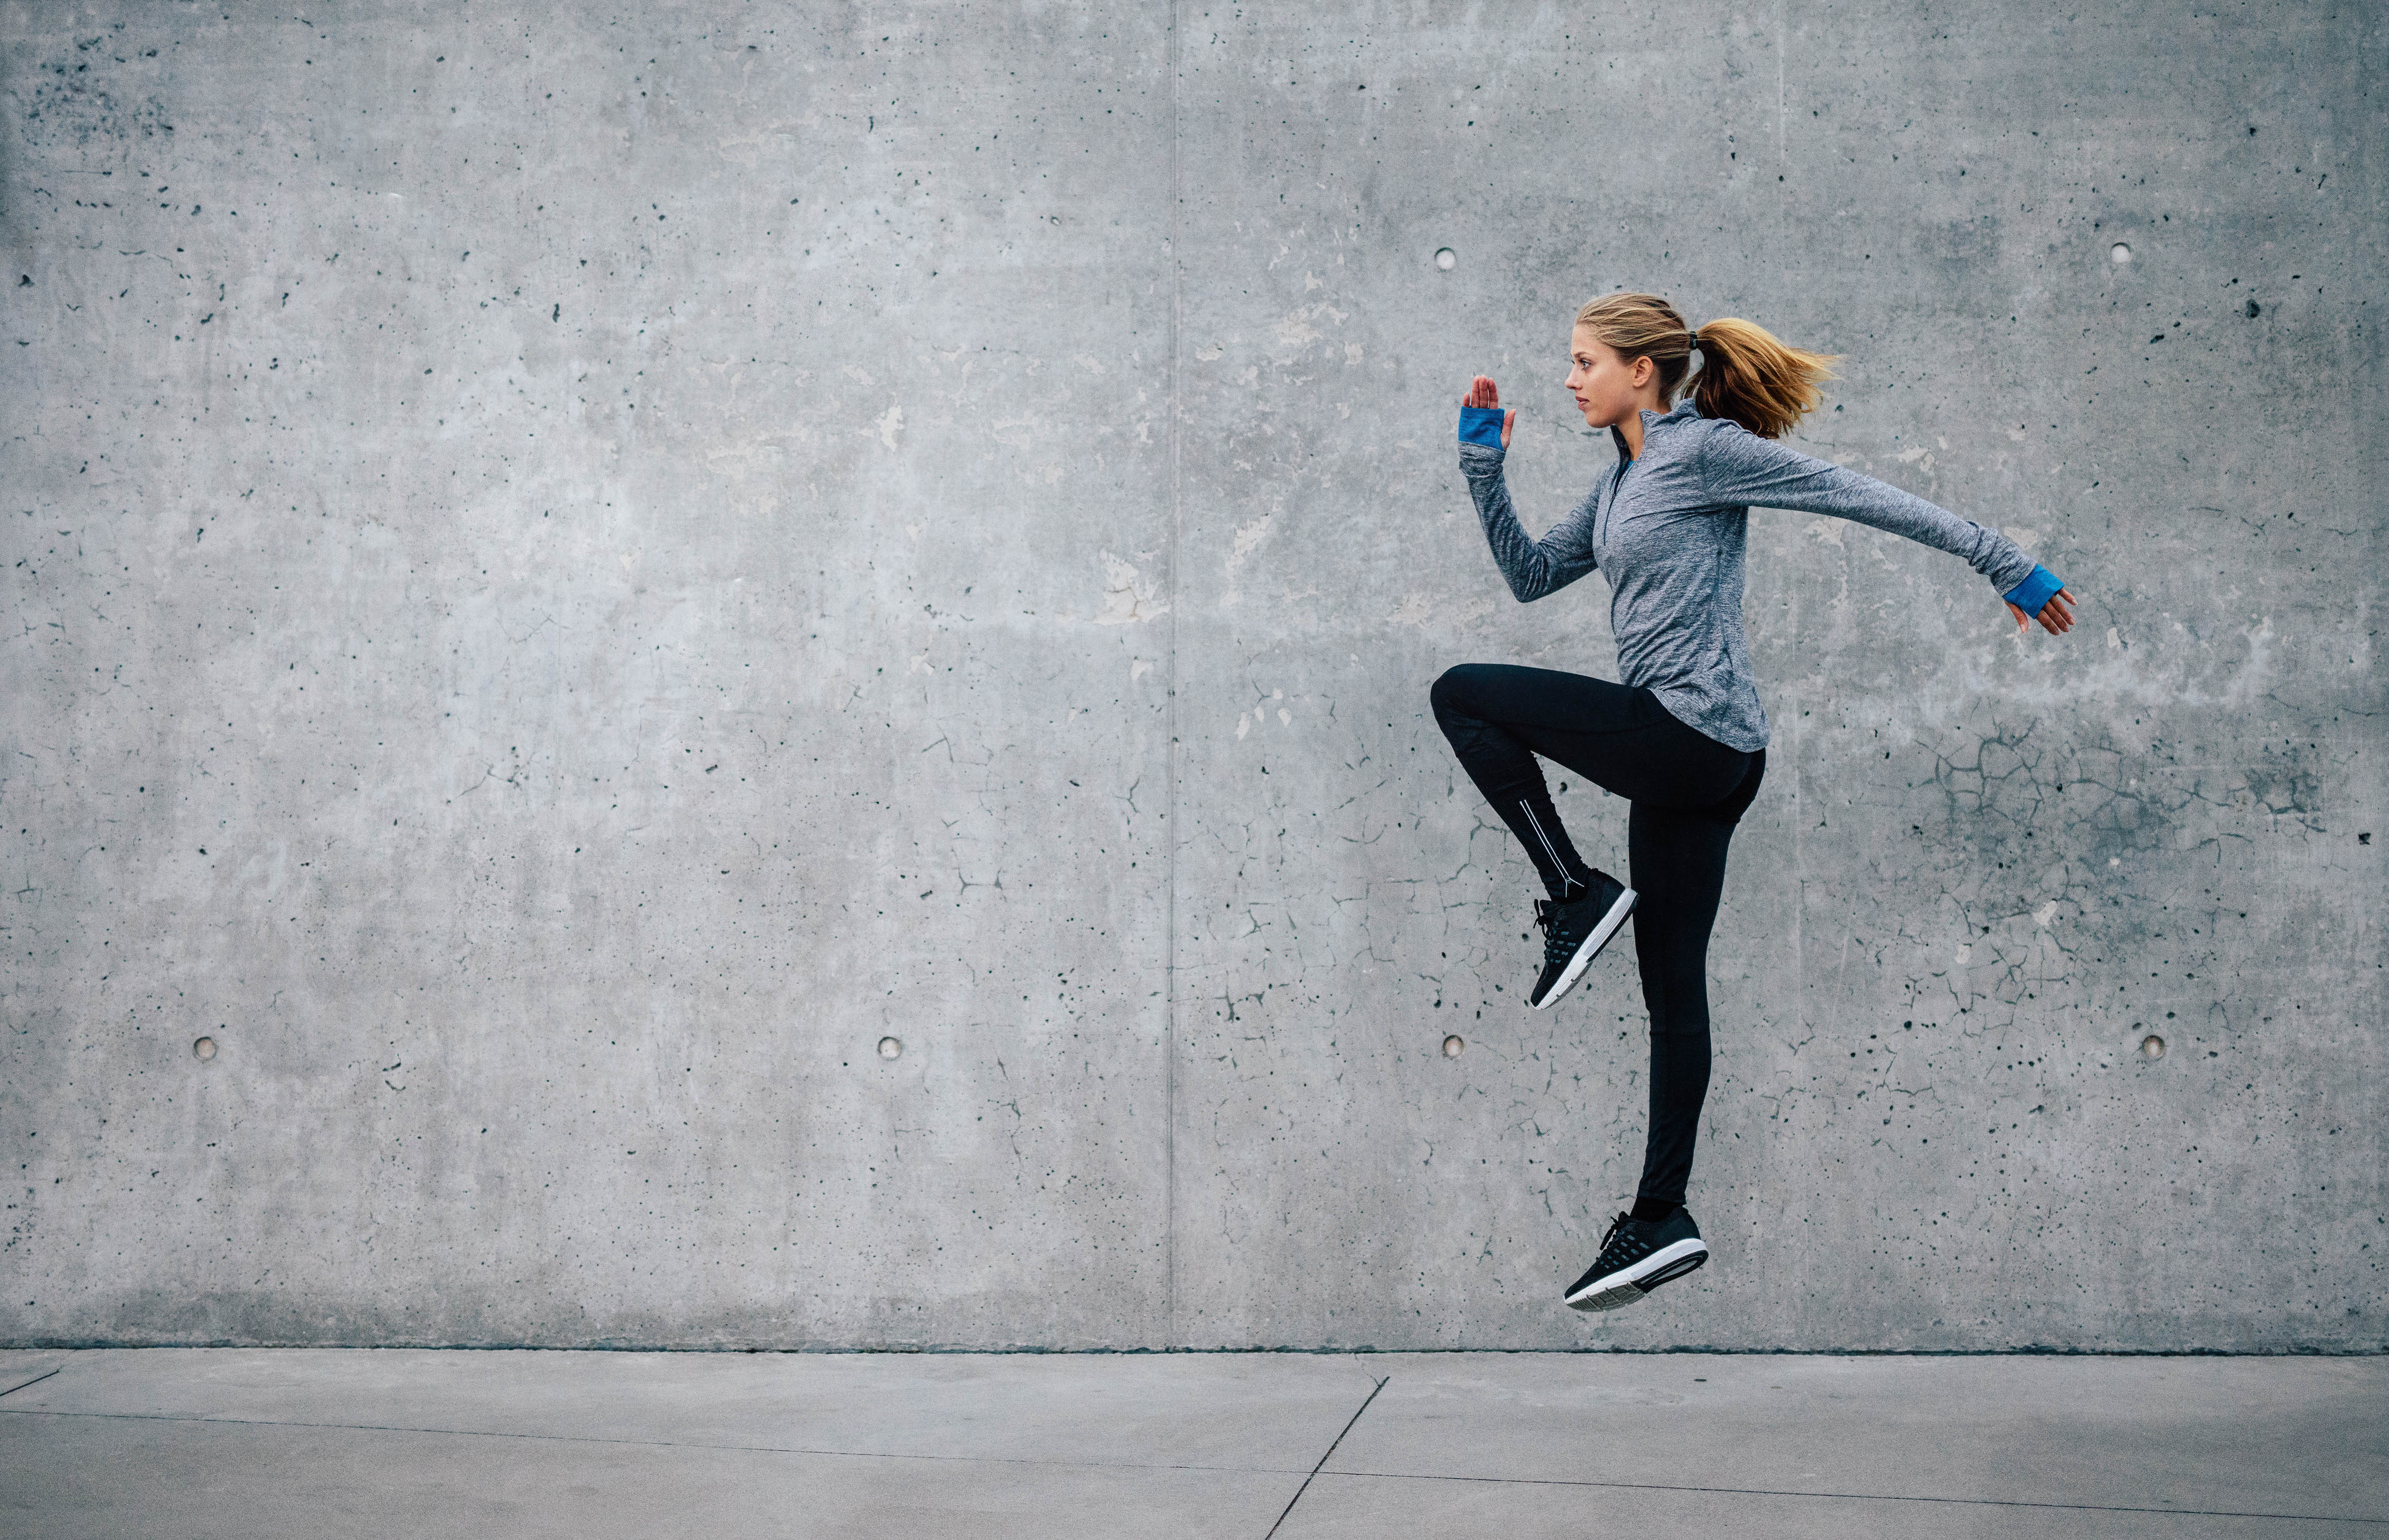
[0,1369,60,1398]
[0,1406,1328,1476]
[1311,1468,2389,1524]
[1263,1375,1389,1539]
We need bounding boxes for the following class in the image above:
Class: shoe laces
[1594,1211,1647,1269]
[1534,900,1573,967]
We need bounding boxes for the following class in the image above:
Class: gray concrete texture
[0,3,2380,1350]
[3,1350,2384,1536]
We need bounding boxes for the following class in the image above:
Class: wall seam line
[1163,0,1182,1350]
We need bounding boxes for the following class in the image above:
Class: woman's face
[1564,326,1656,429]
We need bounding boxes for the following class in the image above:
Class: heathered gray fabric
[1459,399,2041,753]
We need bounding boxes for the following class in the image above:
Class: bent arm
[1696,423,2040,596]
[1458,437,1599,603]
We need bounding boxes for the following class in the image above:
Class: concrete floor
[1,1350,2381,1537]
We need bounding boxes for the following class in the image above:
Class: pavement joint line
[0,1370,60,1398]
[1264,1376,1389,1539]
[1313,1469,2389,1525]
[0,1405,1317,1477]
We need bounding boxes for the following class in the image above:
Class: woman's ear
[1631,355,1658,389]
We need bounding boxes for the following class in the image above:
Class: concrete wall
[3,1,2379,1351]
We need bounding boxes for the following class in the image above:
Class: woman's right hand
[1464,376,1518,449]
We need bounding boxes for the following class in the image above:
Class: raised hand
[1463,375,1518,449]
[2007,586,2080,636]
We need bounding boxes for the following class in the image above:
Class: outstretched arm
[1697,422,2079,636]
[1457,376,1599,603]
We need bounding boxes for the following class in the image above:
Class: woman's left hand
[2007,587,2078,635]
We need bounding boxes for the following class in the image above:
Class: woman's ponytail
[1574,294,1837,440]
[1689,317,1837,440]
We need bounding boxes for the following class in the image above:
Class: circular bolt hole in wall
[2140,1034,2165,1060]
[192,1036,217,1061]
[1434,247,1456,271]
[1442,1034,1466,1058]
[2109,242,2132,263]
[877,1036,902,1061]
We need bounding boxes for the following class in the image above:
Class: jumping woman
[1435,292,2077,1312]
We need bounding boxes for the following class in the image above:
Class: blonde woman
[1435,293,2077,1312]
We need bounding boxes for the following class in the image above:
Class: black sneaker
[1563,1209,1708,1311]
[1529,874,1636,1009]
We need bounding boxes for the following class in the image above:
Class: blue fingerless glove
[1458,405,1506,448]
[2003,564,2064,618]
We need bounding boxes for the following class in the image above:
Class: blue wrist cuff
[1458,406,1506,448]
[2004,564,2063,618]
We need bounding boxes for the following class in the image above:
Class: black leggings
[1430,664,1765,1209]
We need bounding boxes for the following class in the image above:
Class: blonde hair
[1573,293,1838,440]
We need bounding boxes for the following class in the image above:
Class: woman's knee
[1430,663,1491,721]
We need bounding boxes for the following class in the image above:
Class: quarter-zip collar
[1610,398,1704,461]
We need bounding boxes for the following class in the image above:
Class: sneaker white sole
[1564,1237,1708,1311]
[1531,887,1638,1010]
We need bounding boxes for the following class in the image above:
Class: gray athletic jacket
[1457,399,2050,754]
